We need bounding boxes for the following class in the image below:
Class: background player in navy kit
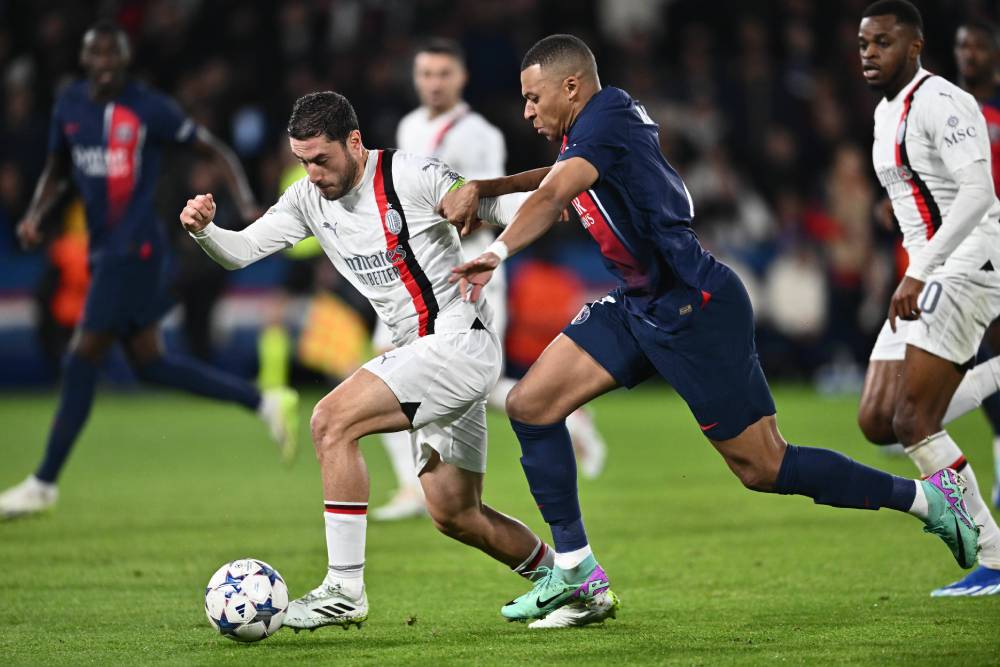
[0,21,298,520]
[954,18,1000,508]
[444,34,981,625]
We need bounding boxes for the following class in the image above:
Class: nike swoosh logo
[955,517,966,566]
[700,422,719,432]
[536,592,566,608]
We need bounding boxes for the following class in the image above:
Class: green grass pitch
[1,384,998,665]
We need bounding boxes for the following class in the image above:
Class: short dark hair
[83,18,129,48]
[417,38,465,65]
[521,34,597,75]
[287,91,359,143]
[862,0,924,33]
[958,18,999,48]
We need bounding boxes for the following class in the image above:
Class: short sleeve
[919,90,990,176]
[47,97,68,156]
[146,91,197,145]
[558,105,629,179]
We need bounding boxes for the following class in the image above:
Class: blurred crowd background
[2,0,999,389]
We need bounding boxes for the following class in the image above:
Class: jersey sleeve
[918,89,990,175]
[558,104,630,179]
[47,95,68,156]
[413,155,466,211]
[146,91,198,145]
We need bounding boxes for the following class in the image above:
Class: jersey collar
[888,67,932,103]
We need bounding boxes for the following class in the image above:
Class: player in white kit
[180,92,559,629]
[857,0,1000,596]
[373,39,607,521]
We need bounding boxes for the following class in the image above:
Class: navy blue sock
[776,445,916,512]
[510,419,589,552]
[36,354,100,483]
[134,355,260,410]
[975,343,1000,434]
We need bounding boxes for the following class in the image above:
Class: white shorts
[372,235,507,351]
[869,272,1000,365]
[363,328,502,474]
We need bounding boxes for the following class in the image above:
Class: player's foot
[930,565,1000,597]
[283,579,368,631]
[371,486,427,521]
[259,387,299,465]
[920,468,980,569]
[566,408,607,480]
[528,588,620,629]
[501,555,610,622]
[0,475,58,520]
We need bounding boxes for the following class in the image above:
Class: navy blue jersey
[49,80,197,262]
[558,87,727,330]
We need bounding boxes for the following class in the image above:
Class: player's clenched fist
[180,193,216,233]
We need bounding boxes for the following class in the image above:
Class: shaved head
[521,34,598,83]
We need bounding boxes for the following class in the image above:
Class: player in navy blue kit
[0,21,298,520]
[442,34,981,627]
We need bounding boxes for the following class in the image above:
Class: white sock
[943,357,1000,424]
[554,544,592,570]
[323,501,367,594]
[994,436,1000,479]
[905,431,1000,567]
[487,376,516,412]
[381,431,419,492]
[512,539,555,581]
[908,481,928,519]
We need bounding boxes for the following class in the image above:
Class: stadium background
[3,0,997,390]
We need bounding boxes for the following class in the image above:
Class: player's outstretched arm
[180,193,310,270]
[193,127,261,222]
[438,167,551,232]
[16,151,70,249]
[449,157,598,302]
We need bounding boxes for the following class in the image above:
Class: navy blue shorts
[81,256,174,338]
[563,267,775,440]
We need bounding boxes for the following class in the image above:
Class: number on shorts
[918,280,942,314]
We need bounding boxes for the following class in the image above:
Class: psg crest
[385,208,403,235]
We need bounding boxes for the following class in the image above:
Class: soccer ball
[204,558,288,642]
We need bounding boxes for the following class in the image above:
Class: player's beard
[320,151,360,201]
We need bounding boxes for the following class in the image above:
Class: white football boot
[528,589,620,629]
[0,475,58,520]
[284,579,368,631]
[258,387,299,465]
[566,408,608,480]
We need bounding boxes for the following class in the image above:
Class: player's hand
[15,214,43,249]
[437,181,481,236]
[180,193,217,233]
[888,276,925,332]
[449,252,501,303]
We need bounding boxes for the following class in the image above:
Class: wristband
[485,240,509,262]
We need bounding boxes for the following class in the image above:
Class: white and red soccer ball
[204,558,288,642]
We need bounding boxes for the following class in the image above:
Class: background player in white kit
[373,39,607,521]
[179,92,562,629]
[856,0,1000,596]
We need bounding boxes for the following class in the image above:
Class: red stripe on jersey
[106,104,142,225]
[572,190,645,288]
[372,150,434,336]
[894,75,940,240]
[429,110,468,155]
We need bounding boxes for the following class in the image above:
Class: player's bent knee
[857,405,897,445]
[505,382,556,424]
[427,506,475,542]
[310,401,350,452]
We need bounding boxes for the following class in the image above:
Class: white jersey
[396,101,505,179]
[197,149,498,348]
[872,68,1000,275]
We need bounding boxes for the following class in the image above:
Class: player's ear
[564,75,578,101]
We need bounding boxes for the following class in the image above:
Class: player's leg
[0,328,115,519]
[123,324,300,463]
[501,299,648,621]
[370,320,425,521]
[284,367,412,631]
[978,321,1000,509]
[858,359,904,445]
